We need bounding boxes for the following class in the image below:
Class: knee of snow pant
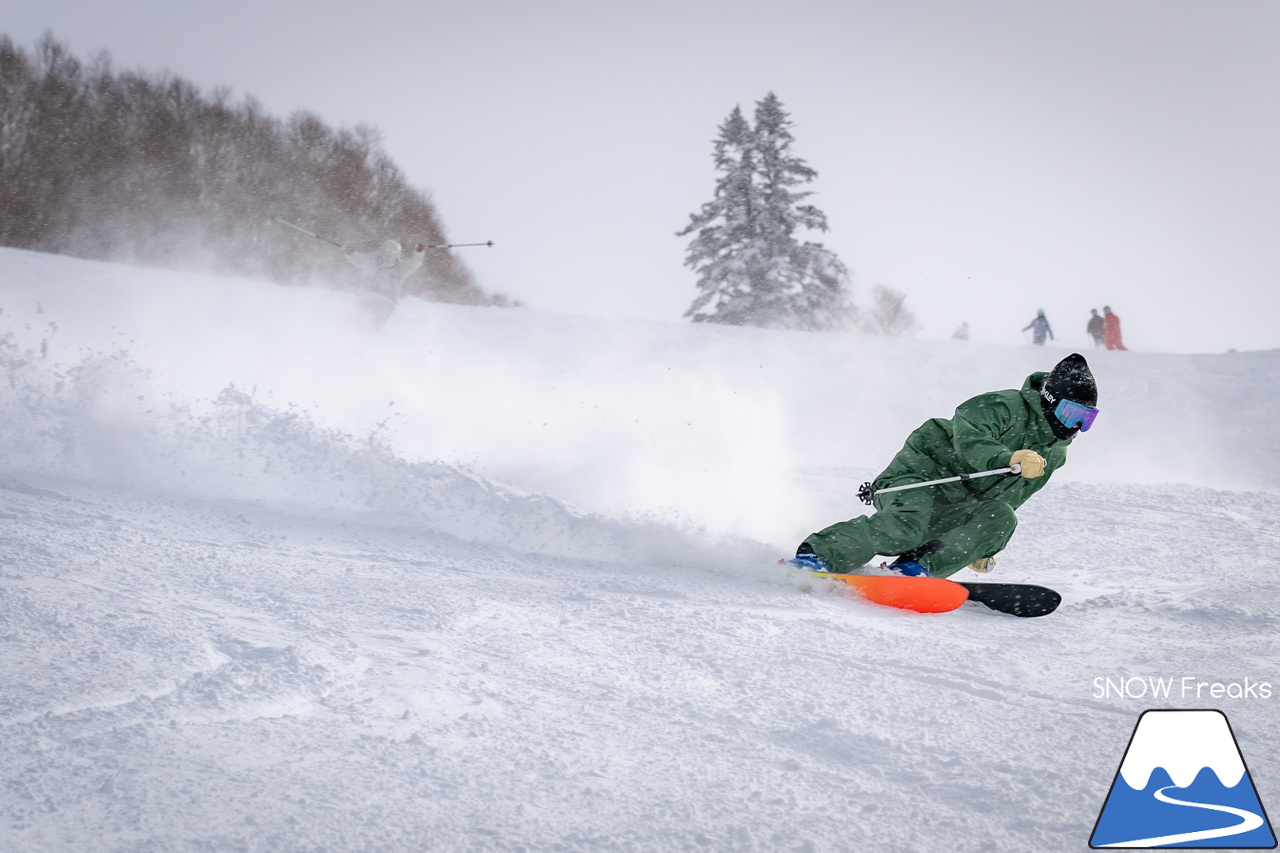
[921,501,1019,578]
[805,487,935,573]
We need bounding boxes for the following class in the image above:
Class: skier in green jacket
[793,353,1098,578]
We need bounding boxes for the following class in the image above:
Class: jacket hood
[377,240,402,267]
[1022,372,1073,444]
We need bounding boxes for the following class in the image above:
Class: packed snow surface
[2,247,1278,852]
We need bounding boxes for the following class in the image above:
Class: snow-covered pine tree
[678,93,851,330]
[677,106,757,326]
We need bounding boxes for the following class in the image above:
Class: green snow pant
[804,483,1019,578]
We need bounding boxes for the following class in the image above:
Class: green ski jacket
[874,371,1073,510]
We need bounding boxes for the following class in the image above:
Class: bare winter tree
[866,284,918,337]
[0,33,506,306]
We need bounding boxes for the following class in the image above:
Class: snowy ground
[2,247,1278,852]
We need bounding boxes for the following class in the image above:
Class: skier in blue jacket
[1023,310,1054,345]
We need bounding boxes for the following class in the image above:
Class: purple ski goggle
[1054,398,1099,432]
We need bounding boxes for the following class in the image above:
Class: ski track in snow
[2,248,1279,852]
[5,476,1278,852]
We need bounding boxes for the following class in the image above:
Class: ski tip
[823,573,969,614]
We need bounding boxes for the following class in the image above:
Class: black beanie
[1040,353,1097,437]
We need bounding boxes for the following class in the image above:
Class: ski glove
[1010,449,1046,478]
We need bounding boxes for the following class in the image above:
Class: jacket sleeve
[950,393,1018,472]
[344,251,377,275]
[396,248,426,282]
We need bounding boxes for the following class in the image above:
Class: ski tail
[956,582,1061,618]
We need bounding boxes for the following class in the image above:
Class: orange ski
[819,573,969,614]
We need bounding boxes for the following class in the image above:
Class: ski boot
[967,555,997,574]
[787,543,830,572]
[886,539,943,578]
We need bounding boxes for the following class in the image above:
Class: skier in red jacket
[1103,306,1127,351]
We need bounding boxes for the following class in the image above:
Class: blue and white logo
[1091,709,1276,848]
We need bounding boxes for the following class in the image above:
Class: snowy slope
[2,248,1278,852]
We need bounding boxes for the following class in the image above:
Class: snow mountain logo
[1091,710,1276,848]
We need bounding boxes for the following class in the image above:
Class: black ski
[956,582,1061,618]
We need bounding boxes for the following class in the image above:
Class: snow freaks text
[1093,677,1273,701]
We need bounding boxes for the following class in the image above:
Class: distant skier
[790,353,1098,578]
[952,322,970,341]
[1103,305,1127,351]
[1087,309,1105,347]
[343,239,428,326]
[1022,309,1054,345]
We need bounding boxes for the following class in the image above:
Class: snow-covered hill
[2,248,1278,852]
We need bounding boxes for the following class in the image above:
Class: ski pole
[272,217,343,247]
[856,464,1022,506]
[426,240,494,249]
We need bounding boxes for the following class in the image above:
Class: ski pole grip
[1009,463,1022,475]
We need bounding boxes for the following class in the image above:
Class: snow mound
[0,326,766,569]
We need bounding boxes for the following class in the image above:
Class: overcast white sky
[8,0,1280,353]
